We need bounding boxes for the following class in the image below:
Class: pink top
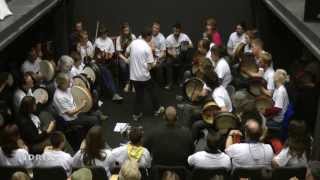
[211,31,222,46]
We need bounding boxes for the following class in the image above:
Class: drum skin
[82,62,101,84]
[248,77,267,96]
[255,95,273,114]
[239,57,258,78]
[73,74,91,90]
[214,112,239,134]
[183,78,206,104]
[33,87,49,105]
[71,86,93,113]
[39,60,55,81]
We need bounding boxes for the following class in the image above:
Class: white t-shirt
[214,58,232,88]
[0,148,33,168]
[272,85,289,122]
[152,33,166,52]
[108,144,151,168]
[70,65,83,78]
[21,58,41,74]
[13,88,33,112]
[188,151,231,169]
[212,85,233,112]
[94,37,115,54]
[116,34,137,52]
[225,143,274,168]
[273,147,307,167]
[206,43,215,65]
[53,88,77,121]
[166,33,193,55]
[79,41,94,61]
[227,32,245,54]
[126,39,155,81]
[263,67,275,91]
[34,150,73,176]
[72,149,112,177]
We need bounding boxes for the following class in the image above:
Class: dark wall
[71,0,253,43]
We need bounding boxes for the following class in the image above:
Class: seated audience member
[34,131,72,176]
[108,127,151,169]
[262,69,289,128]
[11,171,31,180]
[13,72,35,114]
[144,106,194,166]
[210,45,232,87]
[204,17,222,46]
[77,31,94,62]
[306,161,320,180]
[21,46,43,82]
[17,96,55,154]
[188,131,231,169]
[272,120,310,168]
[72,126,112,177]
[116,160,141,180]
[162,171,180,180]
[251,38,264,64]
[196,39,212,61]
[70,51,83,78]
[225,119,274,168]
[0,124,32,168]
[227,22,246,56]
[69,21,84,52]
[57,55,74,77]
[53,73,99,128]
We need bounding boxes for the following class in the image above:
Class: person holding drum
[116,22,137,93]
[210,45,232,88]
[21,46,44,82]
[77,31,94,63]
[94,26,114,62]
[162,23,193,90]
[69,21,84,52]
[53,73,100,146]
[227,22,246,57]
[262,69,290,128]
[125,27,164,121]
[70,51,84,78]
[251,38,265,65]
[13,72,35,114]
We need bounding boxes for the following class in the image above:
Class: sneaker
[176,95,184,102]
[154,106,165,116]
[112,94,123,101]
[123,83,130,93]
[177,103,185,110]
[131,85,135,93]
[133,113,143,121]
[164,85,171,90]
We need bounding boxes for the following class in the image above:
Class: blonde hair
[259,51,272,66]
[118,160,141,180]
[58,55,74,73]
[55,72,69,87]
[275,69,290,84]
[11,172,30,180]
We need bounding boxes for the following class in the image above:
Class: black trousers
[132,79,160,115]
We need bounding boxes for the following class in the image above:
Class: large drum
[33,87,49,105]
[239,56,258,78]
[255,95,273,114]
[82,62,101,85]
[214,112,240,134]
[39,60,55,81]
[72,74,91,90]
[183,78,206,104]
[248,77,267,96]
[71,85,93,113]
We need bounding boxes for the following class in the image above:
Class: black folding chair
[0,166,28,180]
[152,165,190,180]
[90,166,108,180]
[191,167,229,180]
[232,167,270,180]
[272,167,306,180]
[33,166,67,180]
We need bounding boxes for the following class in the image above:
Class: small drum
[39,60,55,81]
[255,95,273,114]
[82,62,101,84]
[248,77,267,96]
[239,56,258,78]
[214,112,239,134]
[71,85,93,113]
[73,74,91,90]
[183,78,206,104]
[33,87,49,105]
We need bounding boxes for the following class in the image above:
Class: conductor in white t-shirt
[125,28,164,121]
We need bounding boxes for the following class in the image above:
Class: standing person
[227,22,246,56]
[126,27,164,121]
[204,17,222,46]
[69,21,84,52]
[210,46,232,87]
[116,22,136,93]
[163,23,193,90]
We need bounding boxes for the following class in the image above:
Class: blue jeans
[99,64,117,94]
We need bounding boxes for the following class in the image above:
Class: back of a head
[71,168,92,180]
[162,171,180,180]
[165,106,177,126]
[2,124,20,158]
[287,120,310,157]
[118,160,141,180]
[84,126,106,165]
[128,127,143,145]
[141,27,152,39]
[245,119,262,142]
[206,131,222,153]
[50,131,65,149]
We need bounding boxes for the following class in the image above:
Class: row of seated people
[0,105,318,179]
